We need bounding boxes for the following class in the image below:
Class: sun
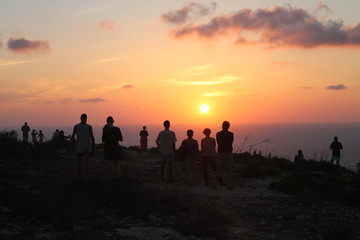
[200,104,210,113]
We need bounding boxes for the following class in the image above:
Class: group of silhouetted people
[21,115,345,182]
[156,120,234,189]
[294,136,343,166]
[20,122,46,144]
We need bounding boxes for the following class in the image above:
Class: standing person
[139,126,149,150]
[71,113,95,177]
[330,136,343,166]
[21,122,30,143]
[179,130,199,186]
[216,121,234,190]
[156,120,177,183]
[31,129,38,144]
[201,128,218,186]
[52,129,60,140]
[102,116,123,177]
[38,130,46,143]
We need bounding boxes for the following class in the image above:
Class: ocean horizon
[3,122,360,170]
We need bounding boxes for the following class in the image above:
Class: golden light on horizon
[200,104,210,114]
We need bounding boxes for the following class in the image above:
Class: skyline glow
[1,0,360,127]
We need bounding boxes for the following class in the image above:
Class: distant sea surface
[3,122,360,170]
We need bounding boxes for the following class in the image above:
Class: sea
[3,122,360,170]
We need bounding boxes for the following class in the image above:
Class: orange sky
[1,1,360,127]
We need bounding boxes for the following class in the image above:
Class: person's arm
[89,125,96,152]
[70,125,77,142]
[118,128,123,142]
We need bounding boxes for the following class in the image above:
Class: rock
[148,215,162,224]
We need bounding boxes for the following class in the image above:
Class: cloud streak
[122,84,134,89]
[326,84,347,90]
[167,5,360,48]
[161,2,217,24]
[79,97,107,103]
[7,37,51,54]
[98,20,117,31]
[0,60,33,67]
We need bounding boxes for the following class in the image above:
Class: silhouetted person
[330,136,343,166]
[139,126,149,150]
[179,129,199,186]
[71,114,95,177]
[31,129,38,144]
[38,130,46,143]
[58,130,71,148]
[102,116,123,177]
[216,121,234,190]
[156,120,177,183]
[201,128,219,186]
[21,122,30,143]
[52,129,60,140]
[294,149,304,162]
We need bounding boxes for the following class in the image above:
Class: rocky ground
[1,144,360,240]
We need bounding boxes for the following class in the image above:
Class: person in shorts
[21,122,30,143]
[216,121,234,189]
[156,120,177,183]
[71,113,95,177]
[330,136,343,166]
[102,116,123,177]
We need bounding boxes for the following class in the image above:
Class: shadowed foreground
[1,137,360,240]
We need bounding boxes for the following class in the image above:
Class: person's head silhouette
[203,128,211,137]
[222,121,230,130]
[163,120,170,129]
[187,129,193,138]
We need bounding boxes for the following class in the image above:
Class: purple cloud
[98,20,117,31]
[7,37,51,54]
[167,5,360,48]
[161,2,217,24]
[122,85,134,89]
[326,84,347,90]
[79,97,107,103]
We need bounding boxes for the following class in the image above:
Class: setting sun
[200,104,210,113]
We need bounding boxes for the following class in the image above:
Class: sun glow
[200,104,210,113]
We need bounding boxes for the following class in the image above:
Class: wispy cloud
[0,60,33,67]
[84,57,118,65]
[98,20,117,31]
[166,5,360,48]
[177,79,234,85]
[161,2,217,25]
[326,84,347,90]
[271,61,294,65]
[7,37,51,54]
[203,90,234,97]
[122,84,134,89]
[179,64,212,77]
[79,97,107,103]
[175,75,239,86]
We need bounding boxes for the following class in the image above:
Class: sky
[1,0,360,127]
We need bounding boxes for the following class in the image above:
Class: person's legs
[113,160,121,177]
[214,155,223,188]
[225,154,234,189]
[161,161,166,182]
[202,157,209,186]
[77,153,83,177]
[83,154,89,177]
[168,160,173,183]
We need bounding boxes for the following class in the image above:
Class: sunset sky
[1,0,360,127]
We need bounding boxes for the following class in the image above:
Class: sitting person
[294,149,305,162]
